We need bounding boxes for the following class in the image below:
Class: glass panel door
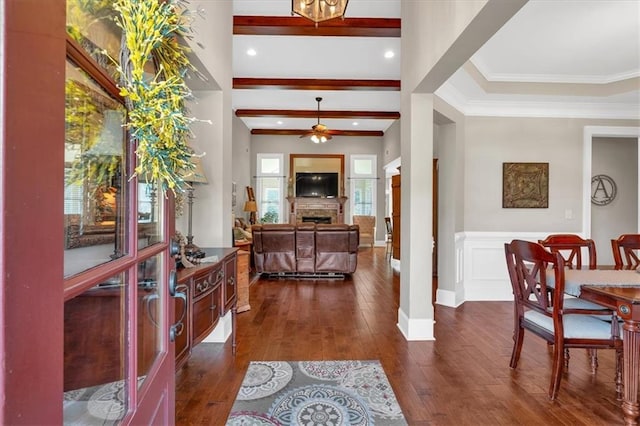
[63,2,175,423]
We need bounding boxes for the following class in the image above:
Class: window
[256,154,284,223]
[350,155,377,217]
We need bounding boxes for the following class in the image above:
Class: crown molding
[436,81,640,119]
[471,57,640,85]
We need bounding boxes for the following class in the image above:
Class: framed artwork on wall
[503,162,549,208]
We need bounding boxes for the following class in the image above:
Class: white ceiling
[231,0,640,133]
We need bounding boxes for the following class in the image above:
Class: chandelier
[292,0,349,25]
[300,97,332,144]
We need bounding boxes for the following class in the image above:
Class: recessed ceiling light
[352,122,359,126]
[277,120,283,125]
[384,50,395,59]
[246,48,257,56]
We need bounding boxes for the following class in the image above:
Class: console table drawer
[192,284,222,345]
[193,267,223,298]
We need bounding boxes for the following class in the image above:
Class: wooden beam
[234,16,401,37]
[236,109,399,119]
[233,78,400,91]
[250,129,384,137]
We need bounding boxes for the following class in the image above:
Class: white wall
[397,0,526,339]
[177,1,233,247]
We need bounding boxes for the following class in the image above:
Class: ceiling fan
[301,97,332,143]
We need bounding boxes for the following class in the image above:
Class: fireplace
[302,216,332,224]
[287,196,348,224]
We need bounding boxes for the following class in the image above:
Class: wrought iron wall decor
[591,174,617,206]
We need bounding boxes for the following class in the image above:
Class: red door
[1,1,176,424]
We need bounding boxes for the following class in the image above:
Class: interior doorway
[583,127,640,262]
[591,137,638,264]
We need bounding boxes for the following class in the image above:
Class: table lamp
[181,156,208,256]
[244,200,258,225]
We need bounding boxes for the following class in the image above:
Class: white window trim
[349,154,377,220]
[256,153,285,224]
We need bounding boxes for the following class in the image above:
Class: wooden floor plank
[176,247,625,425]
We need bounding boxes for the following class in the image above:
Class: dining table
[559,267,640,426]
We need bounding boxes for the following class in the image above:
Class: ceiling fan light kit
[292,0,349,25]
[302,97,332,143]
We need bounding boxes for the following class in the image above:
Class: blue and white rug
[226,360,407,425]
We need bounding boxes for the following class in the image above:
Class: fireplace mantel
[287,196,348,224]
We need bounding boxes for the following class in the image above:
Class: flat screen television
[295,172,339,198]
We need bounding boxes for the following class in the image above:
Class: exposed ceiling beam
[236,109,400,119]
[233,78,400,91]
[234,16,401,37]
[251,129,384,137]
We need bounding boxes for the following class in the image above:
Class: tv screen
[295,172,339,198]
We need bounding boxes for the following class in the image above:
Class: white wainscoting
[458,231,572,302]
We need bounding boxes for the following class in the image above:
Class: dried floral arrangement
[112,0,205,194]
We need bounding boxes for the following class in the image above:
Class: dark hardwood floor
[175,247,624,425]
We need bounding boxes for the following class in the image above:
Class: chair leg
[510,325,525,369]
[588,349,598,374]
[549,341,565,400]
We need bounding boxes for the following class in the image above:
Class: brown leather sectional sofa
[251,223,359,275]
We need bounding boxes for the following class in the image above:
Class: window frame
[255,153,285,224]
[349,154,377,218]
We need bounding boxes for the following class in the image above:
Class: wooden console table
[236,250,251,313]
[175,247,238,369]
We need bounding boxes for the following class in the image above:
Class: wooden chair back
[538,234,597,269]
[505,240,560,321]
[611,234,640,268]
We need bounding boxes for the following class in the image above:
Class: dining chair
[538,234,601,370]
[504,239,622,400]
[538,234,597,269]
[611,234,640,269]
[384,217,393,260]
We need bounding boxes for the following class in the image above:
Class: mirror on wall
[289,154,345,198]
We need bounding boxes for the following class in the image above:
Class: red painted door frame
[1,1,176,423]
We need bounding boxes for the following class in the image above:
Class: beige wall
[462,117,639,232]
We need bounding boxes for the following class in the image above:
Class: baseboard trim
[436,289,462,308]
[397,308,435,341]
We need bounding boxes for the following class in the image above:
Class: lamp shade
[181,156,208,184]
[243,200,258,212]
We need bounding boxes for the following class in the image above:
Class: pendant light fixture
[292,0,349,26]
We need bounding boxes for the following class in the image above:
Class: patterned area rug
[226,360,408,425]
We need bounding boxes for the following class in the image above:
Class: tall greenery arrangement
[112,0,202,193]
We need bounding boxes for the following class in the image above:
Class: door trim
[582,126,640,237]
